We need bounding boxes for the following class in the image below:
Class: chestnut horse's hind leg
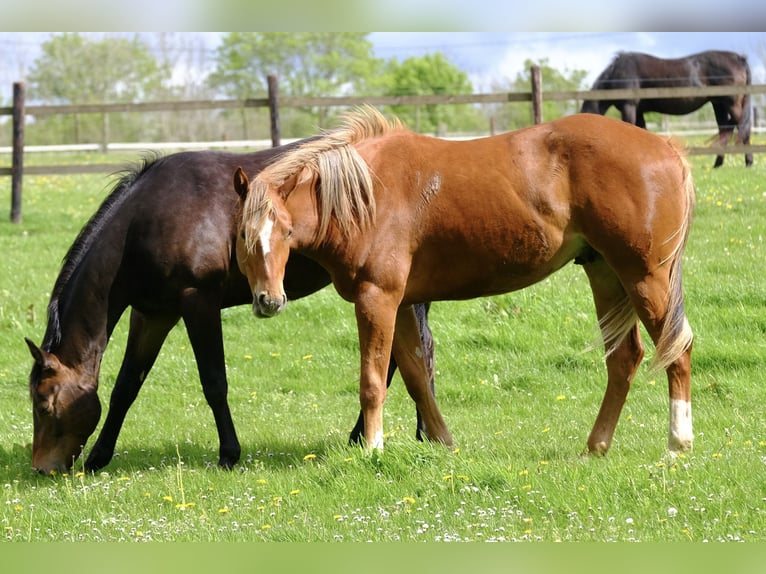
[391,305,452,446]
[86,309,178,471]
[582,258,645,454]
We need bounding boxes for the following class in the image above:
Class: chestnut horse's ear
[233,167,250,201]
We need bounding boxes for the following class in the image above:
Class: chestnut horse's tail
[650,154,695,371]
[594,145,695,372]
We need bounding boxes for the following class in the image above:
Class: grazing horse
[234,106,696,457]
[25,144,435,474]
[580,50,753,168]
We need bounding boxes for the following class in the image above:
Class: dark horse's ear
[25,337,57,373]
[233,167,250,201]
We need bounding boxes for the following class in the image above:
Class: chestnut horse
[25,144,434,474]
[234,106,696,456]
[581,50,753,168]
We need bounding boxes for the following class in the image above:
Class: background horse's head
[233,167,290,318]
[26,338,102,474]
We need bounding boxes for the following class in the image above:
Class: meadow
[0,150,764,543]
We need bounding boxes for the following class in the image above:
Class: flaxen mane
[241,105,404,251]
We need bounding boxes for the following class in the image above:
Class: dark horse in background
[25,143,435,474]
[581,50,753,168]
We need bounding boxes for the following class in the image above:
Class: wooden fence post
[268,74,280,147]
[531,65,543,124]
[10,81,25,223]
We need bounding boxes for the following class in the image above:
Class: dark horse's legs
[86,309,179,471]
[348,302,434,444]
[179,287,241,469]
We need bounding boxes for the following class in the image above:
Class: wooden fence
[5,69,766,222]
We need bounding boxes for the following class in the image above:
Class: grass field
[0,150,764,542]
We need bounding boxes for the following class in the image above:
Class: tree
[26,33,171,144]
[384,52,484,135]
[490,58,588,131]
[208,32,385,136]
[28,33,168,104]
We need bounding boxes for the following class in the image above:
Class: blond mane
[241,105,405,251]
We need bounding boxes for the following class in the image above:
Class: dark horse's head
[26,338,102,474]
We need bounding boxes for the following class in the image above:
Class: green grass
[0,154,765,542]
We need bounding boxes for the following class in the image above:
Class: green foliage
[25,33,172,145]
[383,52,485,135]
[208,32,386,134]
[491,57,589,131]
[0,154,764,541]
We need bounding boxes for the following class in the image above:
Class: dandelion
[402,497,416,505]
[218,506,230,514]
[163,496,173,502]
[270,352,281,358]
[443,474,453,481]
[175,502,196,510]
[256,479,267,485]
[712,452,722,459]
[333,514,343,521]
[261,524,272,530]
[75,472,85,478]
[14,505,23,512]
[541,427,550,433]
[303,453,317,461]
[290,489,300,495]
[518,469,528,476]
[244,354,253,360]
[302,354,313,360]
[556,395,566,401]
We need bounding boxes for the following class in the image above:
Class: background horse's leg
[348,302,434,444]
[180,288,241,469]
[712,102,736,168]
[86,309,178,471]
[582,259,645,454]
[391,305,452,446]
[620,101,639,126]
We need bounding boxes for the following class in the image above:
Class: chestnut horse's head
[25,338,101,474]
[233,167,290,318]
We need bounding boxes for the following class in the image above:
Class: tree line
[5,32,591,146]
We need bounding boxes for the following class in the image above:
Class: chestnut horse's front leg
[392,305,452,446]
[354,283,400,450]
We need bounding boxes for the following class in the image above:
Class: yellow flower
[303,453,317,461]
[244,354,253,360]
[556,395,566,401]
[402,497,416,504]
[290,489,300,495]
[443,474,453,481]
[256,479,267,485]
[218,507,230,514]
[261,524,272,530]
[302,354,313,360]
[14,505,23,512]
[163,496,173,502]
[333,514,343,521]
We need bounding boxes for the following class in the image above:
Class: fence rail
[5,72,766,221]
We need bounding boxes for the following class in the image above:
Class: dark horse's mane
[42,152,164,351]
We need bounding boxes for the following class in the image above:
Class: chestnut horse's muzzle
[253,292,286,317]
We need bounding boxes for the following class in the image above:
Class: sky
[0,32,765,104]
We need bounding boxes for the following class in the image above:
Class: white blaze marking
[668,398,693,452]
[258,217,274,256]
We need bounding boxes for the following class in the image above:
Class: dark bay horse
[25,144,434,474]
[580,50,753,168]
[234,106,696,457]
